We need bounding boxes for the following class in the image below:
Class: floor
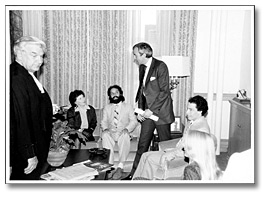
[84,136,231,180]
[216,152,230,171]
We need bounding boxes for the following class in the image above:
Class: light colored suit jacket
[101,102,138,133]
[184,116,210,135]
[159,116,210,151]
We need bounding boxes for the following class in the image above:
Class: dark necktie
[135,64,147,109]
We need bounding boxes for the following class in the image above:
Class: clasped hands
[137,109,153,122]
[160,150,176,170]
[102,128,129,137]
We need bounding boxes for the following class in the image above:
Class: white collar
[75,105,90,112]
[113,101,122,107]
[190,116,205,125]
[145,57,153,68]
[28,72,44,93]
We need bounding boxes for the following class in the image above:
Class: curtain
[17,9,198,128]
[157,10,198,128]
[22,10,136,109]
[9,10,23,62]
[206,11,228,154]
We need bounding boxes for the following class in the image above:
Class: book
[45,164,98,180]
[40,172,95,181]
[84,161,113,173]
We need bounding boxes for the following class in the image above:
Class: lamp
[161,56,191,90]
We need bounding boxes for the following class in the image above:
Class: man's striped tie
[113,106,119,128]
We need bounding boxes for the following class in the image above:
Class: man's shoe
[107,168,116,179]
[112,167,123,180]
[121,173,132,180]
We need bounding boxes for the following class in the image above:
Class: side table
[41,149,112,180]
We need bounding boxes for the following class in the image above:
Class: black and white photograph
[3,0,268,197]
[6,4,254,184]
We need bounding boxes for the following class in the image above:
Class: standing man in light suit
[124,42,175,180]
[101,85,138,180]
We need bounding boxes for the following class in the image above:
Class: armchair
[154,118,188,180]
[154,156,188,180]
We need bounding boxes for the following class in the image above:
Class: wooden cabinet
[228,99,251,156]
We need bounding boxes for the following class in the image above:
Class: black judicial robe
[10,61,53,180]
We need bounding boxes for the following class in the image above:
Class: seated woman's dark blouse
[67,105,97,141]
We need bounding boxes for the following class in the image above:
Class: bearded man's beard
[109,95,125,104]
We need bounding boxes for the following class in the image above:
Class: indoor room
[6,5,254,183]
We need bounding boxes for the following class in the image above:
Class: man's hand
[137,114,146,122]
[24,156,38,174]
[102,129,109,134]
[160,151,176,169]
[143,109,153,118]
[122,128,129,135]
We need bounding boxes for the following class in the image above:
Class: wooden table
[41,149,111,180]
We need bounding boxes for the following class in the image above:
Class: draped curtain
[21,10,136,109]
[11,9,198,126]
[9,10,23,62]
[157,10,198,127]
[206,10,228,154]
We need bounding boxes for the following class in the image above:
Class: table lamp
[161,56,191,90]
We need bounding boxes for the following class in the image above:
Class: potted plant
[47,119,87,167]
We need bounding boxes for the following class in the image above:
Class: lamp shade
[161,56,191,77]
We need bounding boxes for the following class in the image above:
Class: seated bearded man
[101,85,138,180]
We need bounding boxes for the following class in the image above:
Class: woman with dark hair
[67,90,97,145]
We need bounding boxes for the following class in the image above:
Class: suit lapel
[145,58,155,86]
[117,103,124,121]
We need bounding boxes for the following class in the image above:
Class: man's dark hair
[107,85,125,103]
[69,90,85,107]
[133,42,153,58]
[188,95,208,116]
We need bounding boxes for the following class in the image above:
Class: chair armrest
[166,157,188,169]
[154,157,188,180]
[158,138,181,151]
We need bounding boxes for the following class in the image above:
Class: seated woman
[67,90,97,147]
[134,130,222,180]
[180,130,222,180]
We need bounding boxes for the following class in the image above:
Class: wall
[240,10,253,98]
[194,10,252,140]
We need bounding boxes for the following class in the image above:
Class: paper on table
[134,108,159,121]
[48,164,98,180]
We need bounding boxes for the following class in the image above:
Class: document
[134,108,159,121]
[46,164,98,180]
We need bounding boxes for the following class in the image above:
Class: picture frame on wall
[171,116,181,132]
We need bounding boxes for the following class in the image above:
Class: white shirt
[143,57,153,86]
[75,105,90,129]
[28,72,45,93]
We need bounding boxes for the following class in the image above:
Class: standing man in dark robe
[10,36,53,180]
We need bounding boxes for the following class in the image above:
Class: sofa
[81,108,141,148]
[81,108,141,172]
